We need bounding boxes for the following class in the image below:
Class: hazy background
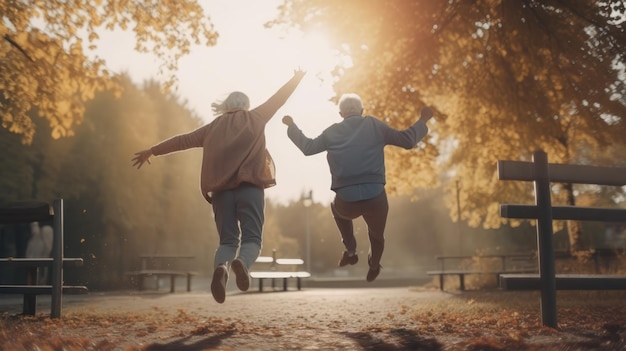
[1,1,624,290]
[90,0,347,206]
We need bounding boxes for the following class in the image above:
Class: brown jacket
[151,74,304,202]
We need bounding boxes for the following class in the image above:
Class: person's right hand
[131,149,153,169]
[420,106,434,122]
[282,115,294,126]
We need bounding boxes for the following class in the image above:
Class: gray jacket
[286,115,428,191]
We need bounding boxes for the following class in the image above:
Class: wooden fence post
[533,150,557,328]
[50,198,64,319]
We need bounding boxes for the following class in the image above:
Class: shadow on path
[342,328,442,351]
[143,330,235,351]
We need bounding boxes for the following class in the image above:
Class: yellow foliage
[0,0,219,144]
[271,0,626,250]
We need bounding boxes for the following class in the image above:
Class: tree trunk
[562,183,591,260]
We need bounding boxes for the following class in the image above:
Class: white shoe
[211,265,228,303]
[231,258,250,291]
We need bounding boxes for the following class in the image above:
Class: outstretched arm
[253,69,306,122]
[283,115,327,156]
[132,124,208,169]
[381,106,434,149]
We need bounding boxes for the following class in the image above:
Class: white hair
[338,93,363,116]
[211,91,250,115]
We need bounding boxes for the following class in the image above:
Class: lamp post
[456,180,463,255]
[302,190,313,273]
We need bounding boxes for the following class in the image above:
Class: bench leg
[23,268,39,315]
[170,275,175,293]
[187,273,192,292]
[439,274,444,291]
[139,275,145,291]
[459,274,465,291]
[27,267,38,284]
[283,278,287,291]
[297,277,302,290]
[259,279,264,292]
[271,278,276,290]
[23,294,37,315]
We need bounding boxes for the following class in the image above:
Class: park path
[3,286,454,350]
[3,284,625,350]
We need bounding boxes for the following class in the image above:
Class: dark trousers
[331,190,388,267]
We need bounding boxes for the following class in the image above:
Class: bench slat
[500,274,626,290]
[250,271,311,278]
[497,160,626,186]
[275,258,304,265]
[427,270,497,275]
[501,204,626,222]
[0,285,88,295]
[427,269,536,276]
[125,270,198,276]
[0,201,52,223]
[427,269,538,291]
[0,258,84,268]
[125,270,197,292]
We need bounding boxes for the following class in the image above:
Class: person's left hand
[293,68,306,80]
[131,149,153,169]
[419,107,434,122]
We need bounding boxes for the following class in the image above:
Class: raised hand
[420,106,434,122]
[282,115,294,126]
[293,68,306,80]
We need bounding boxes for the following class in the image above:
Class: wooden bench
[125,270,198,292]
[0,257,88,315]
[427,268,536,291]
[125,254,197,292]
[428,254,537,291]
[0,199,88,318]
[250,255,311,292]
[498,150,626,327]
[500,273,626,290]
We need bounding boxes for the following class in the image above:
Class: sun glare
[286,30,352,81]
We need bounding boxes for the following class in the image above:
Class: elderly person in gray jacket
[283,93,433,282]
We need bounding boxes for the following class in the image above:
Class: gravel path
[2,286,454,350]
[2,285,625,350]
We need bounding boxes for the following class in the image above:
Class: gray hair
[211,91,250,115]
[338,93,363,116]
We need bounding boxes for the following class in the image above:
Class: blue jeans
[211,183,264,269]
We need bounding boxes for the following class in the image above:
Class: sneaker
[366,257,382,282]
[338,251,359,267]
[231,257,250,291]
[211,265,228,303]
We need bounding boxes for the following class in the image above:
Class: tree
[1,1,218,144]
[0,127,37,201]
[272,0,626,253]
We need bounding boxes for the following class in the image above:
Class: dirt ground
[1,284,626,350]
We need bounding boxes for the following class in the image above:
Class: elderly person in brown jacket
[132,70,305,303]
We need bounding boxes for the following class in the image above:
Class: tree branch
[3,34,34,62]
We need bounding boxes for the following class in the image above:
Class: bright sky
[93,0,350,205]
